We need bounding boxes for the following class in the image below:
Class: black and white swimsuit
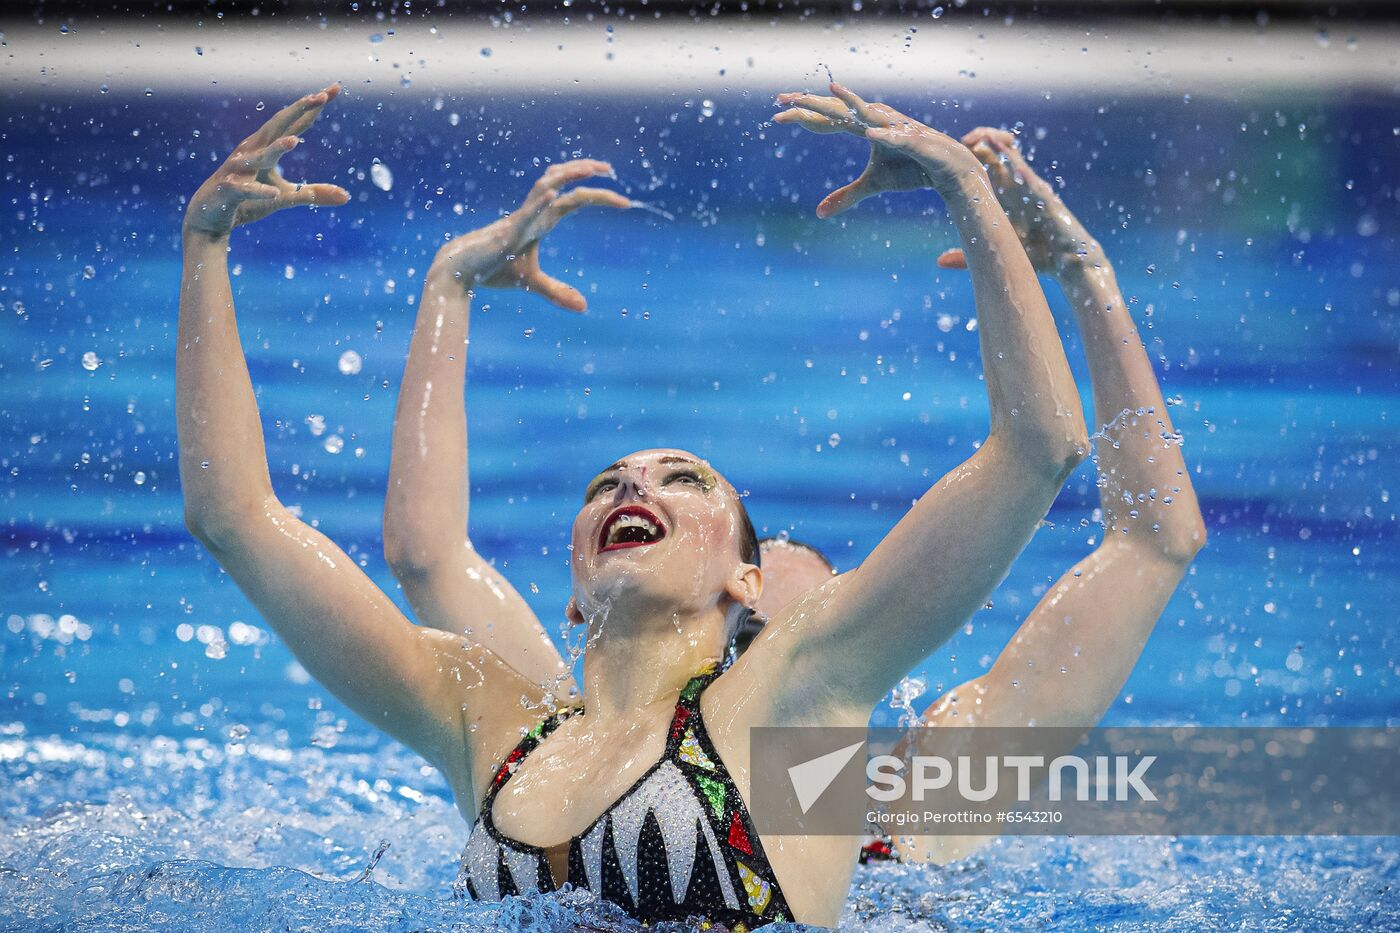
[459,667,793,929]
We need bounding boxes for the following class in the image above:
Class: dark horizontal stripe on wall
[8,1,1396,23]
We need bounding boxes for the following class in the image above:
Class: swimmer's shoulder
[412,627,565,792]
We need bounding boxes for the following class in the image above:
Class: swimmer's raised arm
[383,161,627,690]
[923,129,1207,732]
[726,85,1087,718]
[176,87,539,795]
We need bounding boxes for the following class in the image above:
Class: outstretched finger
[828,82,883,126]
[816,176,874,219]
[772,108,845,134]
[773,92,851,125]
[936,248,969,270]
[530,159,615,196]
[241,135,299,171]
[281,182,351,208]
[268,84,340,142]
[238,85,334,150]
[524,269,588,313]
[284,102,332,140]
[551,186,632,217]
[961,126,1017,151]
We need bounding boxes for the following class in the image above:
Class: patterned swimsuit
[459,668,792,929]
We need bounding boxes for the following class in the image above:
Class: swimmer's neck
[580,603,727,720]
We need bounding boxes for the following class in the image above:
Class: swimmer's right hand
[182,84,350,239]
[428,160,630,313]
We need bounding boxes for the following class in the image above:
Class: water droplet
[338,349,363,375]
[323,435,345,454]
[81,351,100,371]
[370,162,394,192]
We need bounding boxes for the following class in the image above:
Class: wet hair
[724,497,762,661]
[729,536,834,658]
[759,536,834,572]
[736,499,761,569]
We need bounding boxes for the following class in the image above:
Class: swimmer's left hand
[773,83,979,217]
[935,127,1099,275]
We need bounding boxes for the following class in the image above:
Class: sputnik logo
[787,741,865,814]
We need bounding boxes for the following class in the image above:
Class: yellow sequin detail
[736,860,772,914]
[678,728,717,770]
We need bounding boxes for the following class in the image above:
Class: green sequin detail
[680,676,705,702]
[695,772,727,820]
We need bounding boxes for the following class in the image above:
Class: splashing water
[628,199,676,222]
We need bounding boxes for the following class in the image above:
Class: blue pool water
[2,81,1398,930]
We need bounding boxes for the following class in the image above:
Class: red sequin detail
[669,704,691,740]
[728,810,753,855]
[494,746,525,787]
[860,838,895,862]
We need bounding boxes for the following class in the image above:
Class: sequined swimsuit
[459,668,793,929]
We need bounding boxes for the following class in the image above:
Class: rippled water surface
[3,66,1398,931]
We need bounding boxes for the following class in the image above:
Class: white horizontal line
[4,18,1398,98]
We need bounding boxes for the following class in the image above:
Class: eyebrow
[584,456,716,500]
[659,456,718,486]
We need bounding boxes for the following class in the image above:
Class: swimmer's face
[753,540,835,621]
[569,448,758,630]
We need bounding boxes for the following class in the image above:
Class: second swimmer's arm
[925,132,1206,729]
[730,86,1088,716]
[383,244,565,687]
[382,161,627,691]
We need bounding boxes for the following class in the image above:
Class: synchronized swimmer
[176,81,1203,927]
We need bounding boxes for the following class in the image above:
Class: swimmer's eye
[586,478,618,502]
[664,470,710,490]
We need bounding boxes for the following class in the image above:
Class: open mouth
[598,505,667,553]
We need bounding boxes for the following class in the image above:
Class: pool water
[2,81,1398,930]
